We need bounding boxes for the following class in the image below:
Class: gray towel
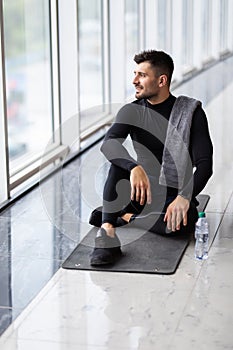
[159,95,201,189]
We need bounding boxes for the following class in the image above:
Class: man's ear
[159,74,168,87]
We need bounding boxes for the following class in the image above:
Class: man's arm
[101,104,151,205]
[101,104,138,171]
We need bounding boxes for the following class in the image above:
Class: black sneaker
[89,206,103,227]
[90,228,122,266]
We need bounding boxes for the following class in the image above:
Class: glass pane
[157,0,167,50]
[220,0,228,51]
[125,0,139,97]
[182,0,193,69]
[3,0,54,172]
[202,0,211,58]
[78,0,104,132]
[0,47,8,202]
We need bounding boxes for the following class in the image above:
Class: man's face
[133,61,161,101]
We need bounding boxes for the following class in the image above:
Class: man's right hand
[130,165,152,205]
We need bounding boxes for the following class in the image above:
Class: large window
[182,0,194,71]
[125,0,139,97]
[220,0,228,53]
[157,0,171,52]
[202,0,212,61]
[3,0,55,179]
[78,0,107,134]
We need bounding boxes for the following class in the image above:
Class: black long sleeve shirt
[101,94,213,202]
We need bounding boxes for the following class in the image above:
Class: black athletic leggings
[102,164,198,236]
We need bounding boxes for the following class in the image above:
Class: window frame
[0,0,10,204]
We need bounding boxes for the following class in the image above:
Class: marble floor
[0,56,233,349]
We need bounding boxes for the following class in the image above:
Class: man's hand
[164,195,190,231]
[130,165,151,205]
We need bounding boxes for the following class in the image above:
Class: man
[89,50,213,266]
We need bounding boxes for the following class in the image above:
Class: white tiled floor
[0,61,233,349]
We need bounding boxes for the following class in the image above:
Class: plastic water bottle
[194,212,209,260]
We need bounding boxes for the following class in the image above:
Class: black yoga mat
[62,194,210,275]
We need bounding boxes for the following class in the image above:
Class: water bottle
[194,212,209,260]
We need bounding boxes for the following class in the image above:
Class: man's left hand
[164,195,190,231]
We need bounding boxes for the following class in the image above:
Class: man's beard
[135,91,158,100]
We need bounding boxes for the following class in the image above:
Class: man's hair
[134,50,174,85]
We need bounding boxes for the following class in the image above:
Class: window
[157,0,168,51]
[125,0,139,97]
[182,0,194,71]
[202,0,212,60]
[3,0,56,182]
[219,0,228,52]
[78,0,107,134]
[0,34,8,203]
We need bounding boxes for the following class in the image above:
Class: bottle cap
[198,211,206,218]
